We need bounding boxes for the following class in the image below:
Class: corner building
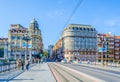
[62,24,97,62]
[8,19,43,60]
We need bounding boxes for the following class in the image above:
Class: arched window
[84,28,86,31]
[73,27,75,30]
[91,28,93,31]
[80,28,82,31]
[87,28,89,31]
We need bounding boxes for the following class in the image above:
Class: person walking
[16,59,21,70]
[21,59,25,70]
[25,60,30,70]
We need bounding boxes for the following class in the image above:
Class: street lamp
[22,34,31,61]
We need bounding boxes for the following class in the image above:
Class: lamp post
[22,34,31,61]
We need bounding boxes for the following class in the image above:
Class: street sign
[98,48,107,52]
[103,48,107,52]
[98,48,102,52]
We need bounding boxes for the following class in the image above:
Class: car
[61,59,67,63]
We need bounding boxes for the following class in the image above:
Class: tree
[43,51,48,57]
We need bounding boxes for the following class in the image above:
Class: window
[84,28,86,31]
[86,28,89,31]
[91,28,93,31]
[80,28,82,30]
[11,36,15,40]
[76,27,78,30]
[16,42,20,47]
[73,27,75,30]
[17,36,20,40]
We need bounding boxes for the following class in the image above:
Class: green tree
[43,51,48,57]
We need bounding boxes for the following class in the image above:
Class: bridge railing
[0,63,16,73]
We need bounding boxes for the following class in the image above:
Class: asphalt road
[61,63,120,82]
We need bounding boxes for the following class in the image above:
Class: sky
[0,0,120,48]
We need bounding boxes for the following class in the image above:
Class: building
[114,36,120,63]
[54,24,97,62]
[97,33,114,64]
[97,33,120,64]
[48,45,54,58]
[53,39,63,60]
[0,38,8,58]
[8,19,43,60]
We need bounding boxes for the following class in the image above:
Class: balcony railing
[109,46,114,48]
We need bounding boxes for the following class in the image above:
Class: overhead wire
[55,0,84,43]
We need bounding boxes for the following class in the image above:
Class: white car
[61,59,67,63]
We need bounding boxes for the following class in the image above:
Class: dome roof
[30,19,37,24]
[29,18,39,30]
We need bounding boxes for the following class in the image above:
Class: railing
[0,63,16,73]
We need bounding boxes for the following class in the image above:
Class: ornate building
[62,24,97,61]
[8,19,43,60]
[53,39,63,60]
[54,24,97,62]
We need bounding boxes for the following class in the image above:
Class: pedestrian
[16,59,21,70]
[25,60,30,70]
[21,59,25,70]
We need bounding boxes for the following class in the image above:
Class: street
[61,63,120,82]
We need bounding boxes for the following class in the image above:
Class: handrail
[0,63,16,73]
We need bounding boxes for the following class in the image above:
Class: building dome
[29,19,39,30]
[30,19,37,24]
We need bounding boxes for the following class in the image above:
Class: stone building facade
[8,19,43,60]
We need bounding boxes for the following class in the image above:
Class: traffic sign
[98,48,107,52]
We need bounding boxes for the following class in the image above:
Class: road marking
[77,64,120,78]
[56,63,106,82]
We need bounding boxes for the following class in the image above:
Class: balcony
[115,48,120,50]
[115,52,119,54]
[115,44,119,46]
[115,40,119,42]
[109,42,114,44]
[109,54,114,57]
[109,46,114,49]
[115,56,120,58]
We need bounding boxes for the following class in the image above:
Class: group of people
[16,59,30,71]
[32,58,44,64]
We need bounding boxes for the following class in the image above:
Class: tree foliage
[43,51,48,57]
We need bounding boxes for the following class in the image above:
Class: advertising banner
[22,42,32,48]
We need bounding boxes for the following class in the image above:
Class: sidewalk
[0,64,36,82]
[9,63,55,82]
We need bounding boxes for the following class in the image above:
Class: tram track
[48,63,83,82]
